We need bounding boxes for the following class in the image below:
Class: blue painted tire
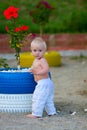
[0,68,37,94]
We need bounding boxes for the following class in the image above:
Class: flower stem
[40,25,43,37]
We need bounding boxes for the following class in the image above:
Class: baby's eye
[39,50,42,52]
[33,49,37,52]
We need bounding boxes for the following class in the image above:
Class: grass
[0,0,87,33]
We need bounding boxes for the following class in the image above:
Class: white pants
[32,78,56,117]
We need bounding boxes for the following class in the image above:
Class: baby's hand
[29,68,34,74]
[29,68,33,73]
[30,68,38,74]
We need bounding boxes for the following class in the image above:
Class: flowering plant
[3,6,30,67]
[29,0,54,36]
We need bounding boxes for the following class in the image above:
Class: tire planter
[0,68,37,113]
[20,51,61,67]
[44,51,61,66]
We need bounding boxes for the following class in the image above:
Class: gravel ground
[0,57,87,130]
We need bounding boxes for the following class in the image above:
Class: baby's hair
[31,37,47,50]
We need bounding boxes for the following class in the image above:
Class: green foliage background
[0,0,87,34]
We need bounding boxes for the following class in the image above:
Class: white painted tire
[0,94,32,113]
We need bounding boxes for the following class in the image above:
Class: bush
[66,9,87,32]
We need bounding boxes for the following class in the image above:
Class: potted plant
[3,6,30,68]
[0,6,36,113]
[29,0,54,37]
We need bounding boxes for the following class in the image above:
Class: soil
[0,57,87,130]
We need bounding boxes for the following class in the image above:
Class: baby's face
[31,43,46,59]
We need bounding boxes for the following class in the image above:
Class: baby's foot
[84,80,87,83]
[26,114,40,119]
[48,113,57,117]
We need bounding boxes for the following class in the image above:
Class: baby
[26,37,56,118]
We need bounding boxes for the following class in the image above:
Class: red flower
[36,0,53,9]
[20,25,29,31]
[29,0,54,26]
[30,33,37,38]
[15,25,29,32]
[15,27,21,32]
[5,25,9,31]
[3,6,19,20]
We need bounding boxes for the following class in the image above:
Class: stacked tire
[0,68,36,113]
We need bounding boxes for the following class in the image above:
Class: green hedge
[0,0,87,33]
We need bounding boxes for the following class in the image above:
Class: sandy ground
[0,57,87,130]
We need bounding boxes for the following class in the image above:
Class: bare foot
[26,114,40,119]
[48,114,57,117]
[84,80,87,83]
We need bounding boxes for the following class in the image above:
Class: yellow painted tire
[44,51,61,66]
[20,52,34,67]
[20,51,61,67]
